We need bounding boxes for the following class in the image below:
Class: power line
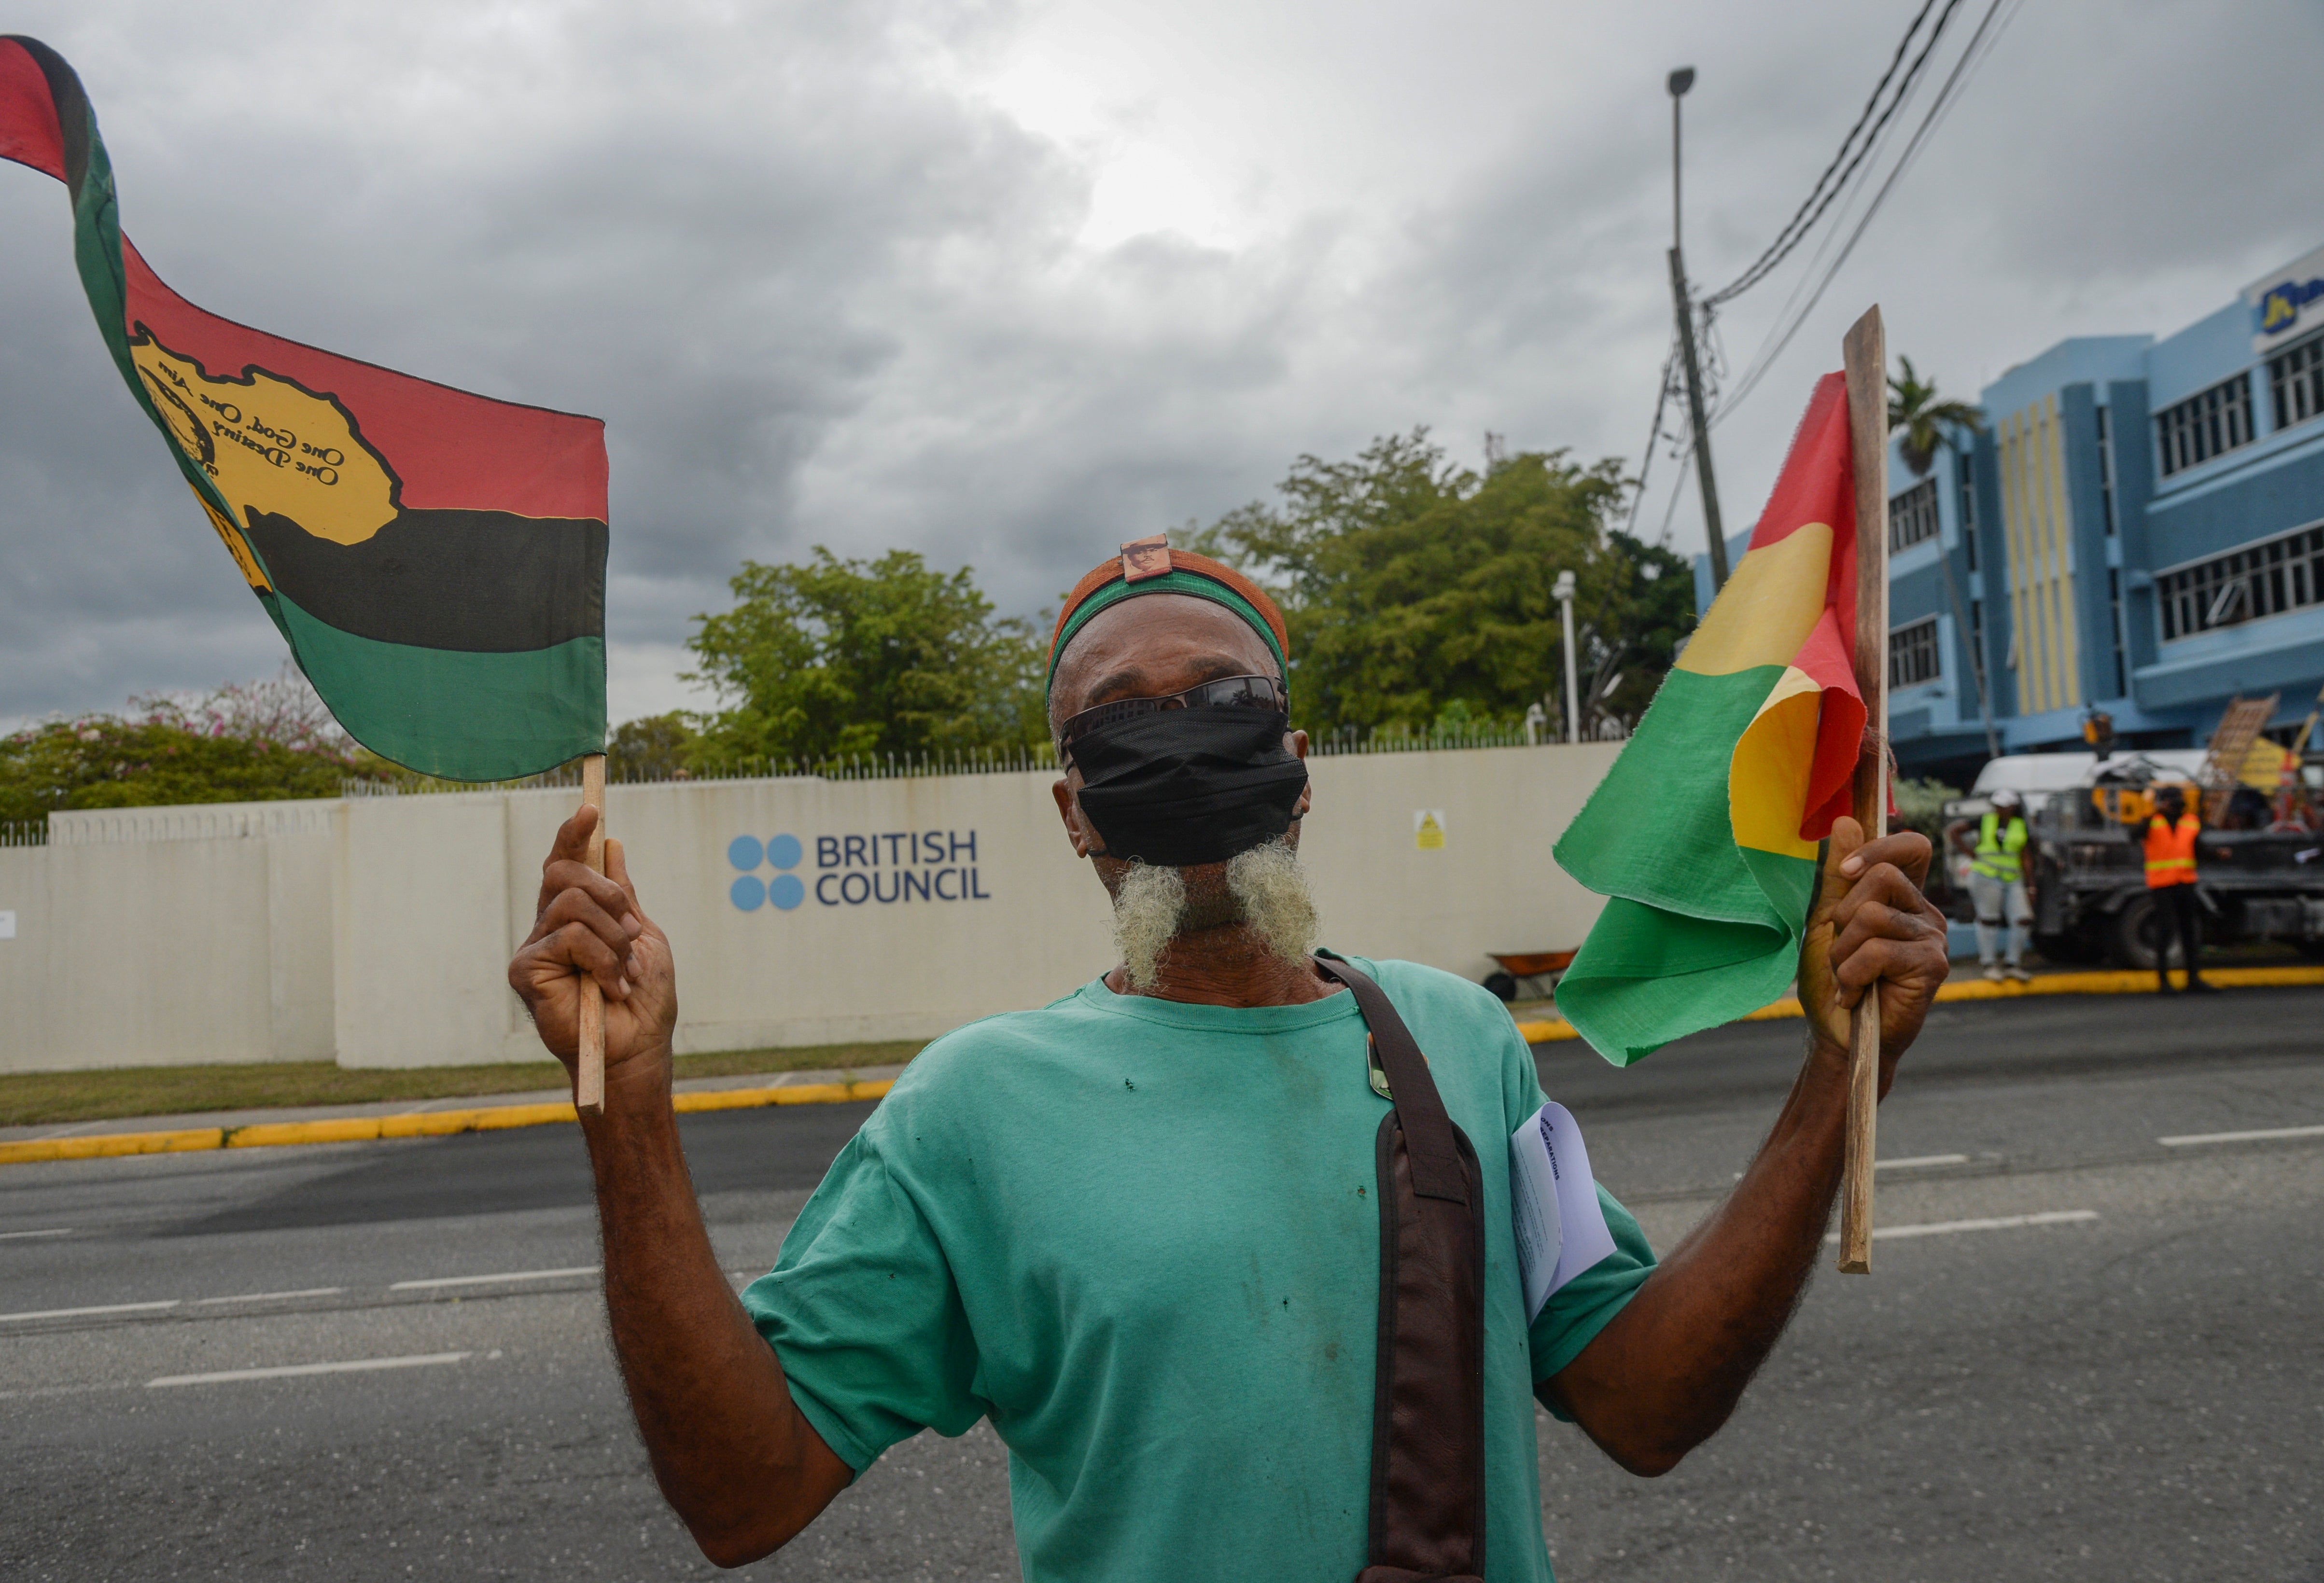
[1630,0,2017,554]
[1634,0,1955,554]
[1714,0,2018,423]
[1710,0,2019,425]
[1655,438,1696,545]
[1707,0,1964,405]
[1704,0,1948,307]
[1624,334,1680,538]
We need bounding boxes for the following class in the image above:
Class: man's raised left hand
[1797,817,1952,1096]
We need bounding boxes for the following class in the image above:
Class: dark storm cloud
[2,0,2318,727]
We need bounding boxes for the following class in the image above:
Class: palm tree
[1887,356,1984,476]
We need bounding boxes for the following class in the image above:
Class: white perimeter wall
[0,802,336,1073]
[0,742,1621,1073]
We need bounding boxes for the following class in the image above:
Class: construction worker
[1955,788,2034,983]
[2144,785,2215,993]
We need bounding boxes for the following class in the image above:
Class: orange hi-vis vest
[2144,813,2199,888]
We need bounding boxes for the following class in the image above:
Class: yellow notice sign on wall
[1414,809,1446,850]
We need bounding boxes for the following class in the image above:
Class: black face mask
[1070,707,1308,867]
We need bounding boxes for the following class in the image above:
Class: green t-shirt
[742,955,1655,1582]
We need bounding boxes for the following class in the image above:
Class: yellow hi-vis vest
[1973,811,2027,882]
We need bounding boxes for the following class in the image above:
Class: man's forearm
[584,1061,847,1565]
[1548,1040,1849,1474]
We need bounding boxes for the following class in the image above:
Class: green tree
[607,712,698,781]
[684,548,1048,768]
[0,670,382,823]
[1186,431,1695,740]
[1887,355,1984,476]
[1890,775,1964,847]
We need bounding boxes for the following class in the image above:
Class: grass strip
[0,1041,925,1129]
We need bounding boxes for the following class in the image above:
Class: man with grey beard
[1108,836,1316,990]
[509,542,1951,1581]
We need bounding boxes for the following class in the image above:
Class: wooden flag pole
[575,753,608,1116]
[1837,305,1890,1275]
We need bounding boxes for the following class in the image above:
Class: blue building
[1695,243,2324,785]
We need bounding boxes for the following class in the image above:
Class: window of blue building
[1889,616,1941,687]
[2155,371,2255,476]
[1956,451,1978,570]
[2156,521,2324,639]
[2268,332,2323,431]
[2107,569,2127,694]
[1889,477,1939,552]
[2096,405,2119,536]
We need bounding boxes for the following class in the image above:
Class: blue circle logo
[730,834,804,912]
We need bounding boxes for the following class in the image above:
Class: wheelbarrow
[1482,949,1575,1003]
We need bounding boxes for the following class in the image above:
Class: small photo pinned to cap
[1120,533,1171,582]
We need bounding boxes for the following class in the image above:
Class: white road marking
[0,1299,180,1323]
[0,1227,73,1240]
[148,1351,472,1389]
[1829,1210,2097,1244]
[1876,1154,1971,1170]
[194,1287,346,1305]
[0,1380,138,1402]
[389,1265,599,1291]
[2159,1123,2324,1148]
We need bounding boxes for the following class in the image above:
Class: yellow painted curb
[0,1078,896,1168]
[1517,963,2324,1045]
[672,1079,892,1114]
[0,1127,224,1166]
[229,1117,381,1148]
[1932,963,2324,999]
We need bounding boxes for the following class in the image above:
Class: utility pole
[1667,67,1729,591]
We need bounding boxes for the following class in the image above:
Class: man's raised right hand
[508,806,679,1094]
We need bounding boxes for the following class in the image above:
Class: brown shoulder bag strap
[1316,954,1486,1583]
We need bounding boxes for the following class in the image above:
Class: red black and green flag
[0,37,606,781]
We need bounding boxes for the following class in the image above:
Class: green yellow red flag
[1553,372,1867,1065]
[0,36,606,781]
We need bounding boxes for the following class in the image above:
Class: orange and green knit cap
[1045,540,1289,698]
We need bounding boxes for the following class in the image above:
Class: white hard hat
[1991,788,2023,809]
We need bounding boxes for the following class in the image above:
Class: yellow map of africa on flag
[130,335,398,546]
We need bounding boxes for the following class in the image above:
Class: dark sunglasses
[1057,674,1287,763]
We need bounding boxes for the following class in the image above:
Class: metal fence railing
[341,745,1058,797]
[338,727,1611,798]
[0,819,46,848]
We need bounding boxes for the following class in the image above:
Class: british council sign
[728,829,991,912]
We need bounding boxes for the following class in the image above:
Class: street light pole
[1554,569,1581,744]
[1671,66,1687,254]
[1666,67,1729,593]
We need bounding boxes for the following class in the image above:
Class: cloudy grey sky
[3,0,2318,730]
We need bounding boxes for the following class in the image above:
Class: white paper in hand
[1509,1100,1616,1325]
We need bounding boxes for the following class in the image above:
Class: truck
[1940,697,2324,969]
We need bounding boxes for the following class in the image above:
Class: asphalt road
[3,988,2320,1582]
